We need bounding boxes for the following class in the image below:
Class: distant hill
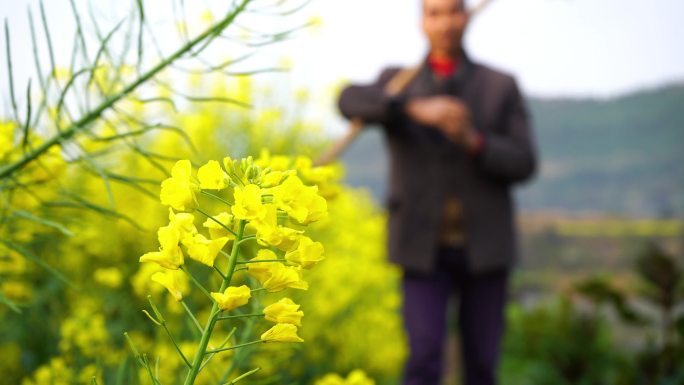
[339,83,684,217]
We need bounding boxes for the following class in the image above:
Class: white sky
[300,0,684,98]
[2,0,684,121]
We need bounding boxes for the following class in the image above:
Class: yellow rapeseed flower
[256,150,291,171]
[247,249,279,282]
[151,270,186,301]
[285,236,324,269]
[260,323,304,343]
[253,204,302,251]
[160,160,196,211]
[262,263,308,293]
[197,160,228,190]
[261,170,291,188]
[202,211,235,239]
[272,175,327,224]
[263,298,303,326]
[211,285,251,311]
[139,226,184,269]
[168,209,198,244]
[257,224,302,252]
[185,233,229,267]
[232,184,266,220]
[295,156,342,199]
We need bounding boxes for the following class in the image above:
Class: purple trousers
[401,246,510,385]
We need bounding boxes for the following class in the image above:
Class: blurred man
[337,0,537,384]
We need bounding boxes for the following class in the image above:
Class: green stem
[142,354,162,385]
[223,367,261,384]
[199,327,237,371]
[180,300,203,333]
[0,0,251,180]
[236,259,283,264]
[218,308,258,383]
[141,309,161,325]
[124,333,162,385]
[5,20,19,122]
[161,322,192,368]
[200,189,234,206]
[147,296,191,368]
[213,265,227,280]
[205,340,264,355]
[196,207,237,237]
[181,266,212,300]
[237,235,256,245]
[217,312,263,320]
[123,332,141,358]
[183,219,246,385]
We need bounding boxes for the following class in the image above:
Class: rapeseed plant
[128,155,328,384]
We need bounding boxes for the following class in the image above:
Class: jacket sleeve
[476,78,538,184]
[337,68,404,125]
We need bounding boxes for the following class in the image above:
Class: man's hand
[405,96,481,151]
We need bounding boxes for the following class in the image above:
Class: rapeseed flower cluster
[132,154,328,384]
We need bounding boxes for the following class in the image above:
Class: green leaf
[11,209,74,236]
[4,19,19,122]
[224,367,261,384]
[22,80,32,150]
[1,239,76,288]
[0,289,22,313]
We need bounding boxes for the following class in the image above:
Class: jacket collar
[420,49,473,80]
[415,49,473,95]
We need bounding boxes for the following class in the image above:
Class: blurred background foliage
[1,0,683,384]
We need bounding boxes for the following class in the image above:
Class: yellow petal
[160,177,195,211]
[186,234,228,267]
[247,249,279,283]
[168,209,198,243]
[232,184,266,220]
[171,159,192,180]
[151,270,186,301]
[262,263,308,293]
[211,285,251,311]
[263,298,303,326]
[285,236,324,269]
[139,249,183,270]
[197,160,228,190]
[260,323,303,343]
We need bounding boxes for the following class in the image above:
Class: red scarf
[428,55,458,77]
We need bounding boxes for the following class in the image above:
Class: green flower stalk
[182,218,246,385]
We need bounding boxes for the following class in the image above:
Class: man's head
[422,0,468,57]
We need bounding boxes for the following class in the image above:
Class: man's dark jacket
[338,52,537,274]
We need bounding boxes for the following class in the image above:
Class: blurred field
[1,1,683,384]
